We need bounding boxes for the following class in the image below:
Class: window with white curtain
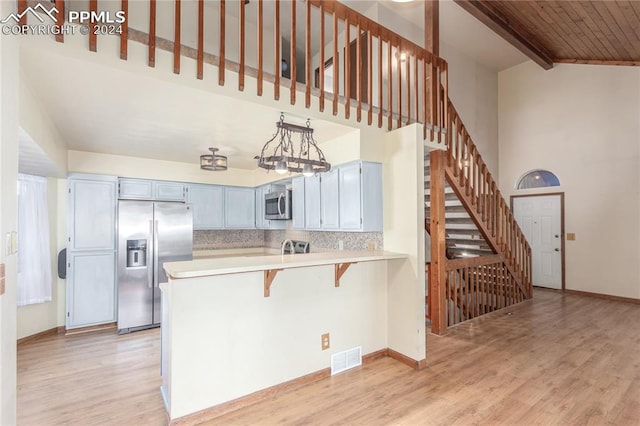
[17,174,52,306]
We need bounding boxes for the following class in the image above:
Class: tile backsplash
[265,229,383,252]
[194,229,383,252]
[194,230,265,250]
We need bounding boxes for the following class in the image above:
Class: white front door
[513,195,562,289]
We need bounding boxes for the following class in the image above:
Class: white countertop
[165,250,408,279]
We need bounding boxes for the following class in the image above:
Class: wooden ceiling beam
[453,0,554,70]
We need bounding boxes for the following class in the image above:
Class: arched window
[516,170,560,190]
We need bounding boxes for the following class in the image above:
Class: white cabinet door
[361,162,383,232]
[255,186,266,229]
[320,169,340,230]
[338,162,383,232]
[154,181,186,202]
[339,163,362,230]
[304,175,321,230]
[188,184,224,230]
[292,177,305,229]
[224,187,256,228]
[67,251,116,328]
[118,178,153,200]
[69,176,117,251]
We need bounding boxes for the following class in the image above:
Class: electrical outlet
[321,333,330,350]
[338,240,344,251]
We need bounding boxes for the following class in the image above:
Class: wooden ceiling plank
[453,0,554,69]
[583,1,635,61]
[613,1,640,52]
[548,1,609,61]
[603,1,640,58]
[514,1,583,60]
[564,1,618,61]
[593,1,637,59]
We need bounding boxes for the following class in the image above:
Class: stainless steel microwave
[265,189,292,220]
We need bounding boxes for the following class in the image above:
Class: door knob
[554,248,560,252]
[554,234,559,238]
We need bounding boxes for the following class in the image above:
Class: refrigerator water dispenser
[126,239,147,267]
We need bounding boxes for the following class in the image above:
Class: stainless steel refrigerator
[117,201,193,333]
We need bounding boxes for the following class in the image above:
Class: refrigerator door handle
[153,220,159,288]
[148,220,154,289]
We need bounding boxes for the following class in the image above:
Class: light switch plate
[567,233,576,241]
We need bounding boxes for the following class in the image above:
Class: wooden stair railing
[29,0,449,145]
[443,102,532,301]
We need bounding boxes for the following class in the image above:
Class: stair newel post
[429,149,448,335]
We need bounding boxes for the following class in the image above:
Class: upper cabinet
[154,181,186,201]
[320,169,340,230]
[118,178,186,202]
[224,187,256,229]
[68,174,118,251]
[339,162,383,232]
[291,177,305,230]
[187,184,224,230]
[292,161,383,233]
[303,174,322,230]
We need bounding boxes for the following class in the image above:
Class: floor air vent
[330,346,362,375]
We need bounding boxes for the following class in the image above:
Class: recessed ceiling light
[391,0,414,3]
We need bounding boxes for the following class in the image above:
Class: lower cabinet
[67,251,116,328]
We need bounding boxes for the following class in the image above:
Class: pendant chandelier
[200,147,228,171]
[256,114,331,176]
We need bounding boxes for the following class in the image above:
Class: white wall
[19,77,68,174]
[499,62,640,299]
[440,41,499,174]
[16,178,65,339]
[0,5,20,421]
[383,124,425,361]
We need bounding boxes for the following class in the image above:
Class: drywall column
[383,124,426,365]
[0,5,20,422]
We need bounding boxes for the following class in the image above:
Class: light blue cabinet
[154,181,186,201]
[320,169,340,230]
[118,178,186,202]
[67,174,118,329]
[187,184,224,230]
[67,251,116,328]
[68,176,117,251]
[255,184,287,229]
[224,187,256,228]
[304,174,322,230]
[339,162,383,232]
[294,162,383,232]
[291,177,305,229]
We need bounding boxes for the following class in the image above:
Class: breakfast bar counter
[159,250,411,422]
[164,250,408,279]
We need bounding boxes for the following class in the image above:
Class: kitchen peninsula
[160,250,408,422]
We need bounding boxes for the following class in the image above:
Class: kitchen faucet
[281,239,295,255]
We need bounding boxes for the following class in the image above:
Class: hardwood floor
[17,289,640,425]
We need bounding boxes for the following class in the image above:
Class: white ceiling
[377,0,527,72]
[18,0,527,177]
[19,43,354,171]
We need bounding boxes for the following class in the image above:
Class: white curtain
[17,174,52,306]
